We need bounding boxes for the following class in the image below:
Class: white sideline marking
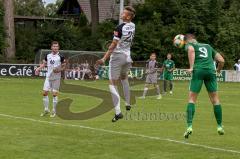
[0,113,240,155]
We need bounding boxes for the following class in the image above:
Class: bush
[13,0,240,68]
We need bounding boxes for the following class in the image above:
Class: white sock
[156,85,160,95]
[53,96,58,113]
[121,79,130,106]
[43,96,49,111]
[109,85,121,115]
[73,71,76,78]
[143,87,148,97]
[82,72,86,80]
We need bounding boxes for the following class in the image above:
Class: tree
[3,0,15,59]
[45,0,63,17]
[9,0,240,67]
[0,0,5,57]
[90,0,99,35]
[216,0,240,67]
[14,0,45,16]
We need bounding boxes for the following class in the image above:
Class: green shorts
[163,72,173,80]
[190,69,218,93]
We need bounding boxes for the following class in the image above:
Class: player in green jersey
[183,34,225,139]
[162,53,175,94]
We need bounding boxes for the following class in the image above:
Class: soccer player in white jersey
[96,6,136,122]
[35,41,65,117]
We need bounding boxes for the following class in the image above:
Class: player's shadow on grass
[57,79,161,120]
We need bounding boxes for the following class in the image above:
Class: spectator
[234,59,240,71]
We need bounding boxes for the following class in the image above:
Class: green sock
[214,104,222,127]
[186,103,195,127]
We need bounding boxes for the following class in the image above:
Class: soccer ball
[173,34,185,48]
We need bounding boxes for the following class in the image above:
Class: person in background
[162,53,175,95]
[139,52,162,99]
[234,59,240,71]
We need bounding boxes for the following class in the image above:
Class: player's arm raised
[96,39,118,65]
[35,60,47,75]
[215,53,225,73]
[187,45,195,73]
[96,23,123,65]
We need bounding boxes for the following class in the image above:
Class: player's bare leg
[109,79,123,122]
[81,70,86,80]
[184,91,198,139]
[120,75,131,111]
[41,91,50,116]
[208,92,224,135]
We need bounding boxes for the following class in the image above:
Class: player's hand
[35,68,40,75]
[186,68,193,74]
[53,68,61,73]
[96,58,105,66]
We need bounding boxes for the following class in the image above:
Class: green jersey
[185,42,217,70]
[163,59,175,73]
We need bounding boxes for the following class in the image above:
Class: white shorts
[43,78,61,92]
[146,73,158,84]
[109,53,132,80]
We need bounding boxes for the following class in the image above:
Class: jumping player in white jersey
[35,41,65,117]
[96,6,136,122]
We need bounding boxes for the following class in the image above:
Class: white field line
[0,113,240,155]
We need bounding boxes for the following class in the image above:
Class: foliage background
[0,1,5,61]
[1,0,240,68]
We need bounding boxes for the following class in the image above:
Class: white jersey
[44,52,65,80]
[113,22,135,57]
[83,63,89,70]
[234,63,240,71]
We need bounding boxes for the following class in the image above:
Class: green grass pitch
[0,78,240,159]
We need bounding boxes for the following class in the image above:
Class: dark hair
[51,41,59,46]
[184,34,196,41]
[219,52,225,59]
[125,6,136,19]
